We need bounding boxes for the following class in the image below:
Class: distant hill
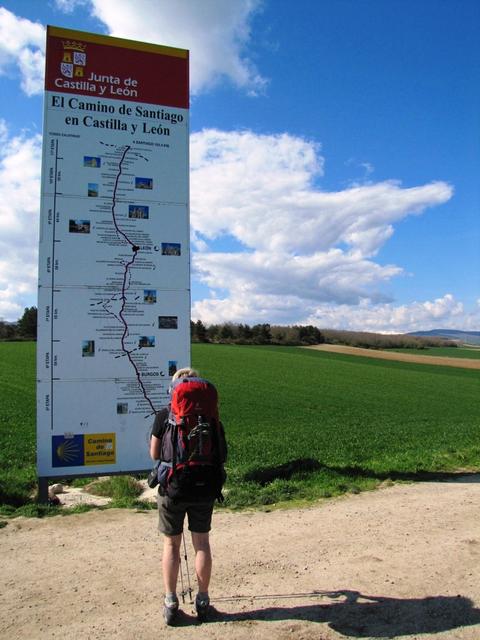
[407,329,480,346]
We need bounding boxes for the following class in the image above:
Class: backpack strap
[170,420,178,470]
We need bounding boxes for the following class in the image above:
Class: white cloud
[0,122,41,321]
[54,0,90,13]
[191,129,452,256]
[86,0,266,95]
[189,129,461,331]
[193,249,401,306]
[345,157,375,182]
[305,294,466,333]
[0,7,45,96]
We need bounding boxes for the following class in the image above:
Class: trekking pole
[181,532,194,604]
[178,541,186,605]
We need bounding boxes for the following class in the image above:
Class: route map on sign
[37,27,190,477]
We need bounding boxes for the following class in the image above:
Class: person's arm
[150,434,162,461]
[149,406,169,461]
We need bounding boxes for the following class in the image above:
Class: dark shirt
[151,406,169,439]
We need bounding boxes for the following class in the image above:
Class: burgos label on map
[84,433,116,465]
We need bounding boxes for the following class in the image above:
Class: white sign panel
[37,27,190,476]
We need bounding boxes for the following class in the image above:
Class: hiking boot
[163,600,179,626]
[195,596,210,622]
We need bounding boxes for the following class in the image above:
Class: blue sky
[0,0,478,332]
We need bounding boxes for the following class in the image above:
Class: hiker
[150,367,227,625]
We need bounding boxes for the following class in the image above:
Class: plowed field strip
[304,344,480,369]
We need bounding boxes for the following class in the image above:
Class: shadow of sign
[210,590,480,637]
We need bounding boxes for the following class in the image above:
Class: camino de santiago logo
[52,433,116,467]
[60,40,87,78]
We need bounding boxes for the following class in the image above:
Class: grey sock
[165,593,178,607]
[196,591,209,605]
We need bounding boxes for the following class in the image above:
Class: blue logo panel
[52,435,84,467]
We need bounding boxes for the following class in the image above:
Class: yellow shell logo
[56,439,81,463]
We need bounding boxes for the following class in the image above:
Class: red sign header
[45,26,189,109]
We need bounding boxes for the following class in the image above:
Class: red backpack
[158,377,227,501]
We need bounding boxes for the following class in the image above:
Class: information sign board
[37,27,190,476]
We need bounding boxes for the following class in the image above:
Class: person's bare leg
[162,534,182,596]
[191,531,212,594]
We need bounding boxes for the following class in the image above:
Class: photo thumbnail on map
[161,242,181,256]
[129,205,149,219]
[69,219,91,234]
[88,183,99,197]
[82,340,95,357]
[158,316,178,329]
[83,155,101,168]
[117,402,128,415]
[144,289,157,304]
[139,336,155,348]
[135,177,153,190]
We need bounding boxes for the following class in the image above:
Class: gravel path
[1,475,480,639]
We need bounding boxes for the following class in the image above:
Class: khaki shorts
[158,495,214,536]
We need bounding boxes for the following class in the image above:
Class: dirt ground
[305,344,480,369]
[1,474,480,640]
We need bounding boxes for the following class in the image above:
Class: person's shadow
[206,589,480,637]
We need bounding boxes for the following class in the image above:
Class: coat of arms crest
[61,40,87,78]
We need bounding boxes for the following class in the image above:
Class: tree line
[0,307,37,340]
[192,321,458,349]
[311,328,456,349]
[191,320,325,346]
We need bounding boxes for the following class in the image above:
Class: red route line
[111,145,157,416]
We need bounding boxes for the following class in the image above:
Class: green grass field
[0,342,36,507]
[390,346,480,359]
[1,342,479,513]
[193,344,480,506]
